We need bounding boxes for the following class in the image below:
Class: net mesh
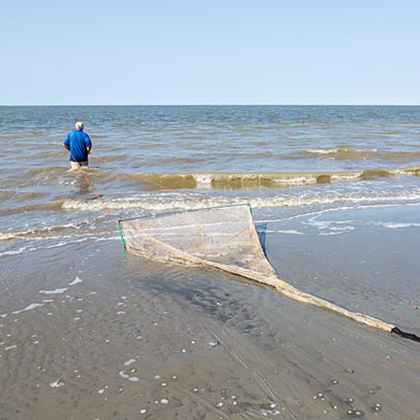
[119,204,395,333]
[120,205,279,286]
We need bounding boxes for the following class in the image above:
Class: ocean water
[0,105,419,256]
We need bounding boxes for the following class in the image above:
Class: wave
[5,185,420,244]
[132,166,419,190]
[47,156,419,190]
[0,200,66,217]
[372,221,420,229]
[0,221,93,242]
[2,166,419,220]
[302,148,378,159]
[301,148,420,161]
[62,188,420,213]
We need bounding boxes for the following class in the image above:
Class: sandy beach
[1,202,420,420]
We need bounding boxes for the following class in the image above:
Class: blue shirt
[64,130,92,162]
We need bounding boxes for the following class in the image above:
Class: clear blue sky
[1,0,419,105]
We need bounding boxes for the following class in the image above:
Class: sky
[0,0,419,105]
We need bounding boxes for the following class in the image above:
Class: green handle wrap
[118,220,126,249]
[248,204,253,216]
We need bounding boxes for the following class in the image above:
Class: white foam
[256,201,420,224]
[305,148,377,155]
[263,230,305,235]
[69,277,83,286]
[61,187,420,214]
[0,247,27,257]
[0,232,19,241]
[306,149,338,155]
[5,345,17,351]
[376,222,420,229]
[319,231,346,236]
[194,174,214,187]
[391,168,420,176]
[0,221,91,242]
[303,218,355,230]
[261,408,281,416]
[193,173,321,187]
[39,288,68,295]
[330,226,355,232]
[331,172,363,181]
[12,303,44,314]
[123,359,136,366]
[272,176,318,185]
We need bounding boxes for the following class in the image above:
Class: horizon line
[1,103,420,107]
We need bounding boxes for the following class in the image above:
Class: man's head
[75,122,84,131]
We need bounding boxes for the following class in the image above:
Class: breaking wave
[62,187,420,213]
[134,165,420,190]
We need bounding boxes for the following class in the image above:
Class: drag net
[119,204,396,334]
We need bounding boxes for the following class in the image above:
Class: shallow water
[1,105,420,242]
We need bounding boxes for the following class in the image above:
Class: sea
[1,105,420,419]
[1,105,420,252]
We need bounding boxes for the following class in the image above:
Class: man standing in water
[63,122,92,169]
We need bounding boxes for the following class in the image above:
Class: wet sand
[1,206,420,419]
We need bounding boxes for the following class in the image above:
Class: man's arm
[64,133,70,151]
[85,135,92,155]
